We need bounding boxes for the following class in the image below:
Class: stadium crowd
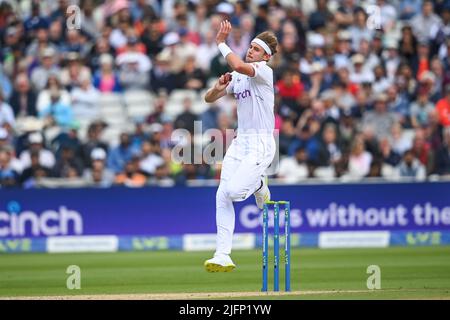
[0,0,450,188]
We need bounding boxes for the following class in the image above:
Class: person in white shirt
[70,73,100,120]
[203,20,278,272]
[19,132,55,169]
[278,147,309,183]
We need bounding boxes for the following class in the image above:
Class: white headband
[252,38,272,55]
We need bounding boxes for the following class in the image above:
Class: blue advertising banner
[1,182,450,239]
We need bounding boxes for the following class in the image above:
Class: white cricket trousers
[215,133,276,256]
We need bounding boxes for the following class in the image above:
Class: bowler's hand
[216,20,232,45]
[214,72,232,91]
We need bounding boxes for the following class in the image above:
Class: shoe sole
[204,262,236,273]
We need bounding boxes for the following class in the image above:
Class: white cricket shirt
[226,61,275,133]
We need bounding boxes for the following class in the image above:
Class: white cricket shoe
[204,254,236,273]
[254,176,270,210]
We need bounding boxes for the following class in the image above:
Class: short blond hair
[256,31,278,55]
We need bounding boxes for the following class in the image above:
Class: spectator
[209,53,231,80]
[278,118,296,157]
[349,8,373,51]
[399,25,418,69]
[130,118,151,152]
[411,129,434,173]
[52,146,83,178]
[93,54,122,93]
[0,65,12,101]
[335,0,356,28]
[107,132,138,174]
[434,127,450,175]
[383,40,401,81]
[150,51,176,94]
[148,163,174,185]
[38,86,74,129]
[25,24,56,61]
[347,135,373,179]
[174,97,198,134]
[30,47,61,91]
[362,93,397,140]
[20,150,53,188]
[140,18,164,59]
[0,147,20,187]
[349,54,374,85]
[386,84,410,126]
[377,0,398,32]
[316,123,342,168]
[350,91,371,119]
[0,131,21,171]
[88,37,115,72]
[160,29,196,74]
[117,38,151,90]
[83,147,115,187]
[70,73,100,121]
[228,22,250,59]
[8,73,37,118]
[410,87,435,128]
[139,139,164,176]
[175,56,207,91]
[436,84,450,127]
[200,104,220,133]
[108,2,134,49]
[390,122,413,155]
[114,157,147,187]
[79,0,101,40]
[196,30,219,74]
[411,0,442,42]
[51,121,83,159]
[36,74,71,114]
[0,88,15,128]
[23,3,49,33]
[116,34,147,56]
[397,149,426,180]
[59,52,92,90]
[146,93,168,124]
[277,146,309,183]
[80,123,109,168]
[19,132,55,170]
[398,0,422,20]
[276,69,304,106]
[308,0,332,31]
[378,137,402,168]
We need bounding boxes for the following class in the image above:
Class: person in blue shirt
[38,88,74,128]
[107,133,139,174]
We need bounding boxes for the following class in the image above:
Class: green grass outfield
[1,246,450,299]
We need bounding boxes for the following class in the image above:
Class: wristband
[218,42,233,58]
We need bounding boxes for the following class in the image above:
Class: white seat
[164,101,184,118]
[169,89,198,104]
[128,104,153,118]
[191,100,208,114]
[99,93,122,106]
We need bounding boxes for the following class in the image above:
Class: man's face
[423,2,433,16]
[245,42,269,63]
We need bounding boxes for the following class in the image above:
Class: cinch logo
[0,201,83,237]
[234,89,251,100]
